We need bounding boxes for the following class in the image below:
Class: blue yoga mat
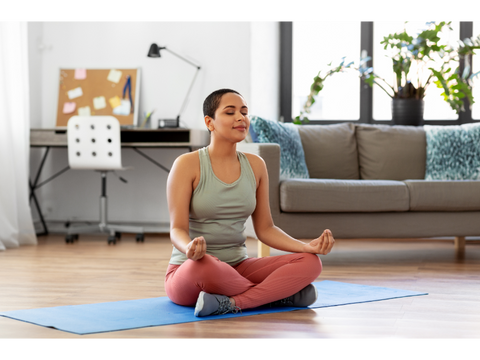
[0,280,427,335]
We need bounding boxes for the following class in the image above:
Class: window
[281,21,477,125]
[292,22,361,121]
[472,21,480,120]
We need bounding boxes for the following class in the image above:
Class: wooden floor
[1,233,479,339]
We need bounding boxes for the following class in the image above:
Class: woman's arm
[246,153,334,255]
[167,153,206,260]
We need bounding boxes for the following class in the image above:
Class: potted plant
[295,21,480,125]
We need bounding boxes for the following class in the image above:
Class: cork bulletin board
[55,68,141,127]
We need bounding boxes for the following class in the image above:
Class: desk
[30,127,210,236]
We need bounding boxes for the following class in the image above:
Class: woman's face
[206,92,250,143]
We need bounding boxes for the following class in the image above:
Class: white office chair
[66,116,144,244]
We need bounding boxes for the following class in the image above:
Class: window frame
[280,21,476,125]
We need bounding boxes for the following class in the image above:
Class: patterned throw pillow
[425,123,480,180]
[249,116,309,180]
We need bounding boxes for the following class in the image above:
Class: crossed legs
[165,253,322,310]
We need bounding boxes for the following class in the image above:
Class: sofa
[238,122,480,257]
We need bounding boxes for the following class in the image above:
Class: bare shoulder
[171,151,200,176]
[243,152,265,166]
[174,150,199,164]
[242,152,267,177]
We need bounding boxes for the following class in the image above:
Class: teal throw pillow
[250,116,309,180]
[425,123,480,180]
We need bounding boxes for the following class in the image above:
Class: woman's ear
[204,116,214,132]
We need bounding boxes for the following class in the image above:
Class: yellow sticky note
[107,69,122,83]
[109,96,122,109]
[93,96,107,110]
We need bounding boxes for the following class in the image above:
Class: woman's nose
[236,112,246,120]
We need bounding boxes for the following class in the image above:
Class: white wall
[29,21,279,227]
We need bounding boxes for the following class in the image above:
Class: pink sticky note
[74,69,86,80]
[63,102,76,114]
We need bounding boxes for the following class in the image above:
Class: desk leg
[30,146,50,202]
[30,146,51,236]
[131,147,172,173]
[30,146,70,236]
[29,165,71,236]
[29,179,49,236]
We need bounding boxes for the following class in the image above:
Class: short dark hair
[203,89,242,118]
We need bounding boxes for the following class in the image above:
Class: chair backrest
[67,116,122,170]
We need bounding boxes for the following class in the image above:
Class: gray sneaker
[194,291,242,317]
[268,284,318,308]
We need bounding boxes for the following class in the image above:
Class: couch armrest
[237,143,281,257]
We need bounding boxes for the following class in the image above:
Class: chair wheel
[115,232,122,240]
[135,233,144,243]
[65,234,76,244]
[108,236,116,245]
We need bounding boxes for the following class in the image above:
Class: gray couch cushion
[356,124,426,180]
[297,123,359,179]
[280,179,410,212]
[405,180,480,211]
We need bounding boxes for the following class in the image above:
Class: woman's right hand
[186,236,206,261]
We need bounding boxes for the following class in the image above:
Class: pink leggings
[164,253,322,310]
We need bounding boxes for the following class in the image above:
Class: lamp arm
[177,67,201,121]
[156,45,201,126]
[164,47,201,69]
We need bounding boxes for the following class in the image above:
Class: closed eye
[226,112,248,116]
[224,104,249,115]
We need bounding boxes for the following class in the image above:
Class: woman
[165,89,335,317]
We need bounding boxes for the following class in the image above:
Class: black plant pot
[391,98,424,126]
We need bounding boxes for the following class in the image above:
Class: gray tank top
[169,146,257,266]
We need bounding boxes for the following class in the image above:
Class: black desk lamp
[148,43,201,128]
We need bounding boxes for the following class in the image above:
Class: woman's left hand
[303,229,335,255]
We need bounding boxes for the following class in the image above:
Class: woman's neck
[208,139,238,162]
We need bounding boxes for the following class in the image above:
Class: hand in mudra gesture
[186,236,207,261]
[303,229,335,255]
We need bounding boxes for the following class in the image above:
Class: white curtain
[0,22,37,250]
